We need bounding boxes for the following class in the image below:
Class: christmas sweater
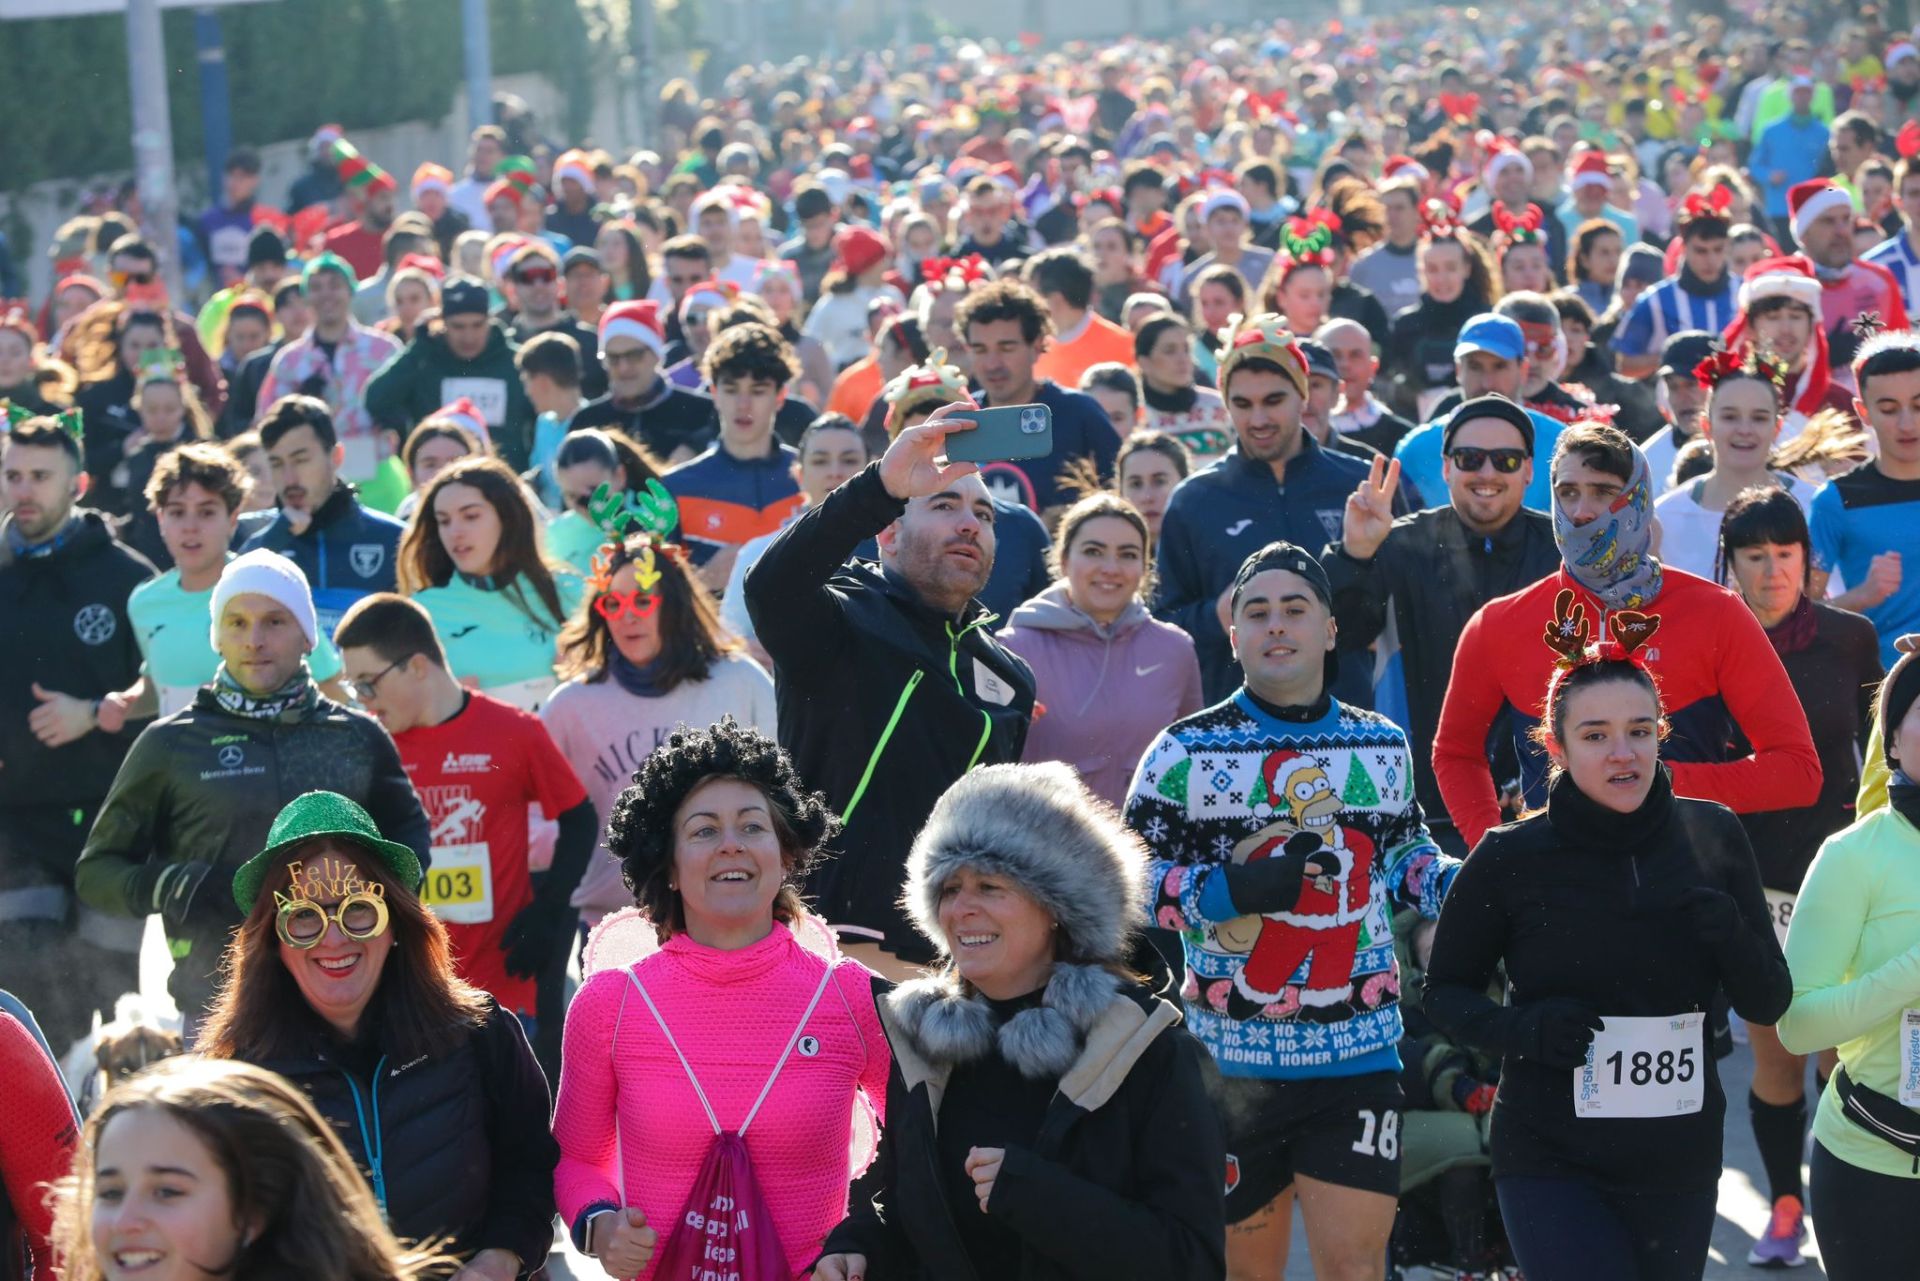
[1124,692,1458,1081]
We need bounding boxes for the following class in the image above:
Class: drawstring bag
[603,914,839,1281]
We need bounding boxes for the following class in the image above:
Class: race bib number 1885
[1574,1012,1705,1118]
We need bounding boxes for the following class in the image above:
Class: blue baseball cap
[1454,314,1527,363]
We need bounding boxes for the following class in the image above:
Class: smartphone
[943,403,1054,464]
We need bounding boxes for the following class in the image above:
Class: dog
[61,993,184,1113]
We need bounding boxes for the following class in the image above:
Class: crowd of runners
[8,2,1920,1278]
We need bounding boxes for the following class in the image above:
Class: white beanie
[210,549,318,649]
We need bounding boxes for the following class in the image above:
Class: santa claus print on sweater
[1125,693,1458,1080]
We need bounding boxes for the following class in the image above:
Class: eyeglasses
[346,656,411,701]
[604,348,651,366]
[1447,447,1529,474]
[276,892,389,948]
[595,589,660,621]
[516,268,558,285]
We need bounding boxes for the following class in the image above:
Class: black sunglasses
[1447,447,1529,474]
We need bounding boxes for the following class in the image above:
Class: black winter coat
[821,978,1225,1281]
[744,464,1034,959]
[0,511,154,834]
[1324,506,1559,829]
[256,1001,557,1274]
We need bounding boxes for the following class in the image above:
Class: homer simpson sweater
[1125,692,1458,1081]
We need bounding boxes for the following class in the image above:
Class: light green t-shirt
[546,510,606,575]
[129,563,343,717]
[1779,806,1920,1179]
[410,569,585,711]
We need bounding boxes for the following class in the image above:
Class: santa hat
[1890,41,1920,67]
[1568,152,1612,192]
[1727,256,1830,417]
[429,397,493,449]
[1787,179,1853,242]
[1200,187,1251,222]
[678,279,736,321]
[1254,749,1308,816]
[752,259,802,298]
[552,149,595,193]
[411,163,453,200]
[1382,154,1429,185]
[330,139,395,196]
[691,188,741,227]
[598,300,666,358]
[1481,135,1532,186]
[484,178,527,208]
[832,225,889,278]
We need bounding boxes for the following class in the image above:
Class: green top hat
[232,791,422,913]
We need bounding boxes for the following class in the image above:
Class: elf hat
[1787,179,1853,242]
[411,163,453,200]
[232,791,422,914]
[599,300,666,358]
[1568,151,1612,191]
[330,140,395,196]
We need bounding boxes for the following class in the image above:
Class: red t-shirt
[396,692,588,1014]
[322,220,384,281]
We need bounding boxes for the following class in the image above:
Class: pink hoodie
[553,924,888,1279]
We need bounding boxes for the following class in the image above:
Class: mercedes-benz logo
[217,745,245,769]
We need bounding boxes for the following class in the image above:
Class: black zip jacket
[1383,292,1486,416]
[820,979,1225,1281]
[744,464,1034,959]
[253,1001,557,1276]
[570,380,716,463]
[1324,506,1559,827]
[75,686,430,1014]
[1422,769,1790,1192]
[0,511,154,828]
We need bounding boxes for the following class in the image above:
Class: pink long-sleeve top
[553,922,889,1279]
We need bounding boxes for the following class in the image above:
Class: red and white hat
[552,149,595,193]
[1199,187,1251,222]
[1480,133,1532,185]
[1568,152,1612,192]
[411,162,453,200]
[430,397,493,449]
[598,300,666,358]
[1382,154,1429,185]
[691,188,741,227]
[1787,179,1854,242]
[1737,255,1823,313]
[679,279,736,321]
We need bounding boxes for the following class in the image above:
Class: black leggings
[1495,1176,1716,1281]
[1810,1140,1920,1279]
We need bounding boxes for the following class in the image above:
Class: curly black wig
[604,718,839,938]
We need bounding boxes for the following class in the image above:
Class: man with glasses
[1324,396,1559,854]
[333,592,594,1081]
[502,242,605,399]
[75,548,428,1028]
[571,300,715,465]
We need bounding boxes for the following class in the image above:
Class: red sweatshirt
[1432,566,1821,849]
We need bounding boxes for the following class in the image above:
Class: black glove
[1222,831,1324,915]
[1675,886,1742,948]
[501,896,576,980]
[130,860,231,934]
[1508,999,1604,1070]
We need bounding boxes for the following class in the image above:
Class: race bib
[1574,1012,1705,1118]
[440,377,509,425]
[483,674,558,713]
[1900,1010,1920,1108]
[420,842,494,924]
[340,434,380,482]
[1764,888,1796,949]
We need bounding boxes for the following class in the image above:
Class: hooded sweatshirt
[997,585,1203,807]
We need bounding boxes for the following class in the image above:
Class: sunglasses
[516,268,558,285]
[594,589,661,621]
[1447,447,1529,474]
[111,268,156,287]
[276,892,389,948]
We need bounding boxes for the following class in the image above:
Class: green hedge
[0,0,600,191]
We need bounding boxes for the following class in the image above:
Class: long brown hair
[70,303,170,385]
[396,456,568,627]
[555,534,736,690]
[198,839,489,1064]
[51,1057,455,1281]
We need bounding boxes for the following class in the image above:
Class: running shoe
[1746,1195,1807,1268]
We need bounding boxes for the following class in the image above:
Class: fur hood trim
[902,761,1149,964]
[885,963,1124,1080]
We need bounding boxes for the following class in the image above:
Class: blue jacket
[239,483,404,636]
[977,380,1121,511]
[978,497,1053,620]
[1153,435,1379,705]
[1752,115,1832,216]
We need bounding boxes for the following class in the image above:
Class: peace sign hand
[1341,455,1401,562]
[879,400,982,502]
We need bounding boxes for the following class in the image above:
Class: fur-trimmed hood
[884,963,1182,1091]
[901,761,1149,964]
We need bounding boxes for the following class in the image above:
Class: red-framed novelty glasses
[594,588,660,621]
